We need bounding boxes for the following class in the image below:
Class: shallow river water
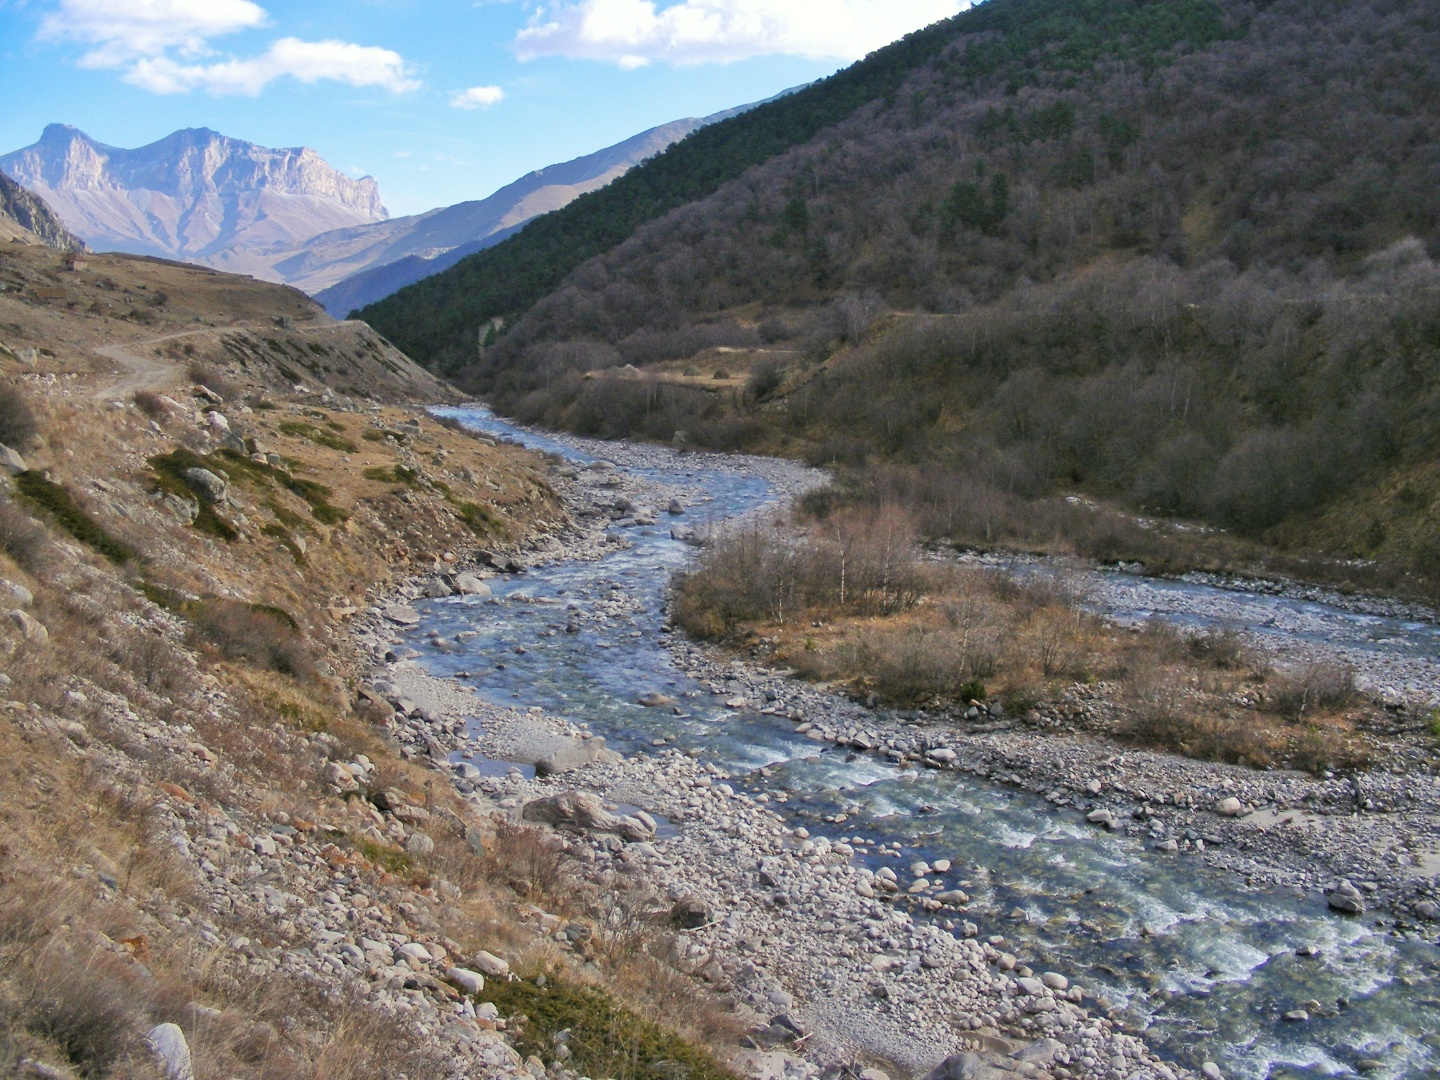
[408,407,1440,1080]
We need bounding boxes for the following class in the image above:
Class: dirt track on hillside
[89,327,225,401]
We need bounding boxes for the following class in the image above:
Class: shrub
[186,599,315,678]
[279,421,359,454]
[0,495,50,571]
[1287,724,1371,774]
[0,382,38,449]
[481,819,575,905]
[186,362,239,400]
[480,975,735,1080]
[1119,659,1191,744]
[854,625,974,706]
[13,472,135,564]
[109,628,194,696]
[1185,626,1255,670]
[745,358,786,401]
[24,949,145,1077]
[132,389,168,420]
[1268,662,1357,721]
[958,679,987,702]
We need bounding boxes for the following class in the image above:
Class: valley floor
[356,420,1440,1080]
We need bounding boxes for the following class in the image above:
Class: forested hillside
[363,0,1440,587]
[360,0,1235,361]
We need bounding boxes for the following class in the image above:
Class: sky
[0,0,966,217]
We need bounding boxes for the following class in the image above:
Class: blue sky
[0,1,964,217]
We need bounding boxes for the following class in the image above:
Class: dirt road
[90,327,223,402]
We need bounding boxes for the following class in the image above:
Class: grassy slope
[0,250,739,1077]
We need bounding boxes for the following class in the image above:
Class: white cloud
[40,0,268,65]
[126,37,420,95]
[38,0,419,96]
[450,85,505,109]
[514,0,965,66]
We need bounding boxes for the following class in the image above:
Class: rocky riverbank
[352,416,1440,1080]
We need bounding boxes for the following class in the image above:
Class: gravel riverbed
[353,423,1440,1080]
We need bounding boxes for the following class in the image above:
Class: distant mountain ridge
[299,114,726,314]
[0,171,84,250]
[305,96,791,316]
[0,124,386,269]
[1,99,786,313]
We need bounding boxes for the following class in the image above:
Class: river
[408,406,1440,1080]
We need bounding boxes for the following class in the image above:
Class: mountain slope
[304,96,794,315]
[361,0,1440,586]
[0,171,84,250]
[294,114,728,309]
[357,0,1233,367]
[0,125,386,268]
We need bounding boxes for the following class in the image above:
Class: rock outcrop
[0,124,386,269]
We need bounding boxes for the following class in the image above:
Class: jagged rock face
[0,124,387,264]
[0,171,84,251]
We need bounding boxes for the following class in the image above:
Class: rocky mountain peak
[0,125,387,263]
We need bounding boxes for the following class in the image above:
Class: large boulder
[521,790,654,842]
[1327,879,1366,914]
[669,894,712,929]
[922,1051,1018,1080]
[534,735,621,776]
[454,573,492,597]
[183,467,227,504]
[0,580,33,607]
[146,1023,194,1080]
[422,576,454,598]
[382,604,421,626]
[0,444,27,474]
[7,609,47,644]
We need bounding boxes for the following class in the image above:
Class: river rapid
[402,407,1440,1080]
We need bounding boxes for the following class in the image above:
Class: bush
[279,421,359,454]
[1185,627,1256,670]
[0,496,50,571]
[958,679,987,702]
[745,358,786,401]
[0,382,38,449]
[854,625,975,706]
[24,949,145,1077]
[132,389,168,420]
[186,599,315,678]
[1268,662,1357,721]
[480,975,734,1080]
[481,819,575,905]
[186,362,239,401]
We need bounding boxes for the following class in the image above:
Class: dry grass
[480,817,582,908]
[186,599,317,678]
[0,380,38,450]
[0,495,51,573]
[679,511,1381,773]
[1268,661,1358,721]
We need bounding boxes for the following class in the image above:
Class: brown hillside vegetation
[0,247,741,1077]
[427,0,1440,596]
[672,508,1397,776]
